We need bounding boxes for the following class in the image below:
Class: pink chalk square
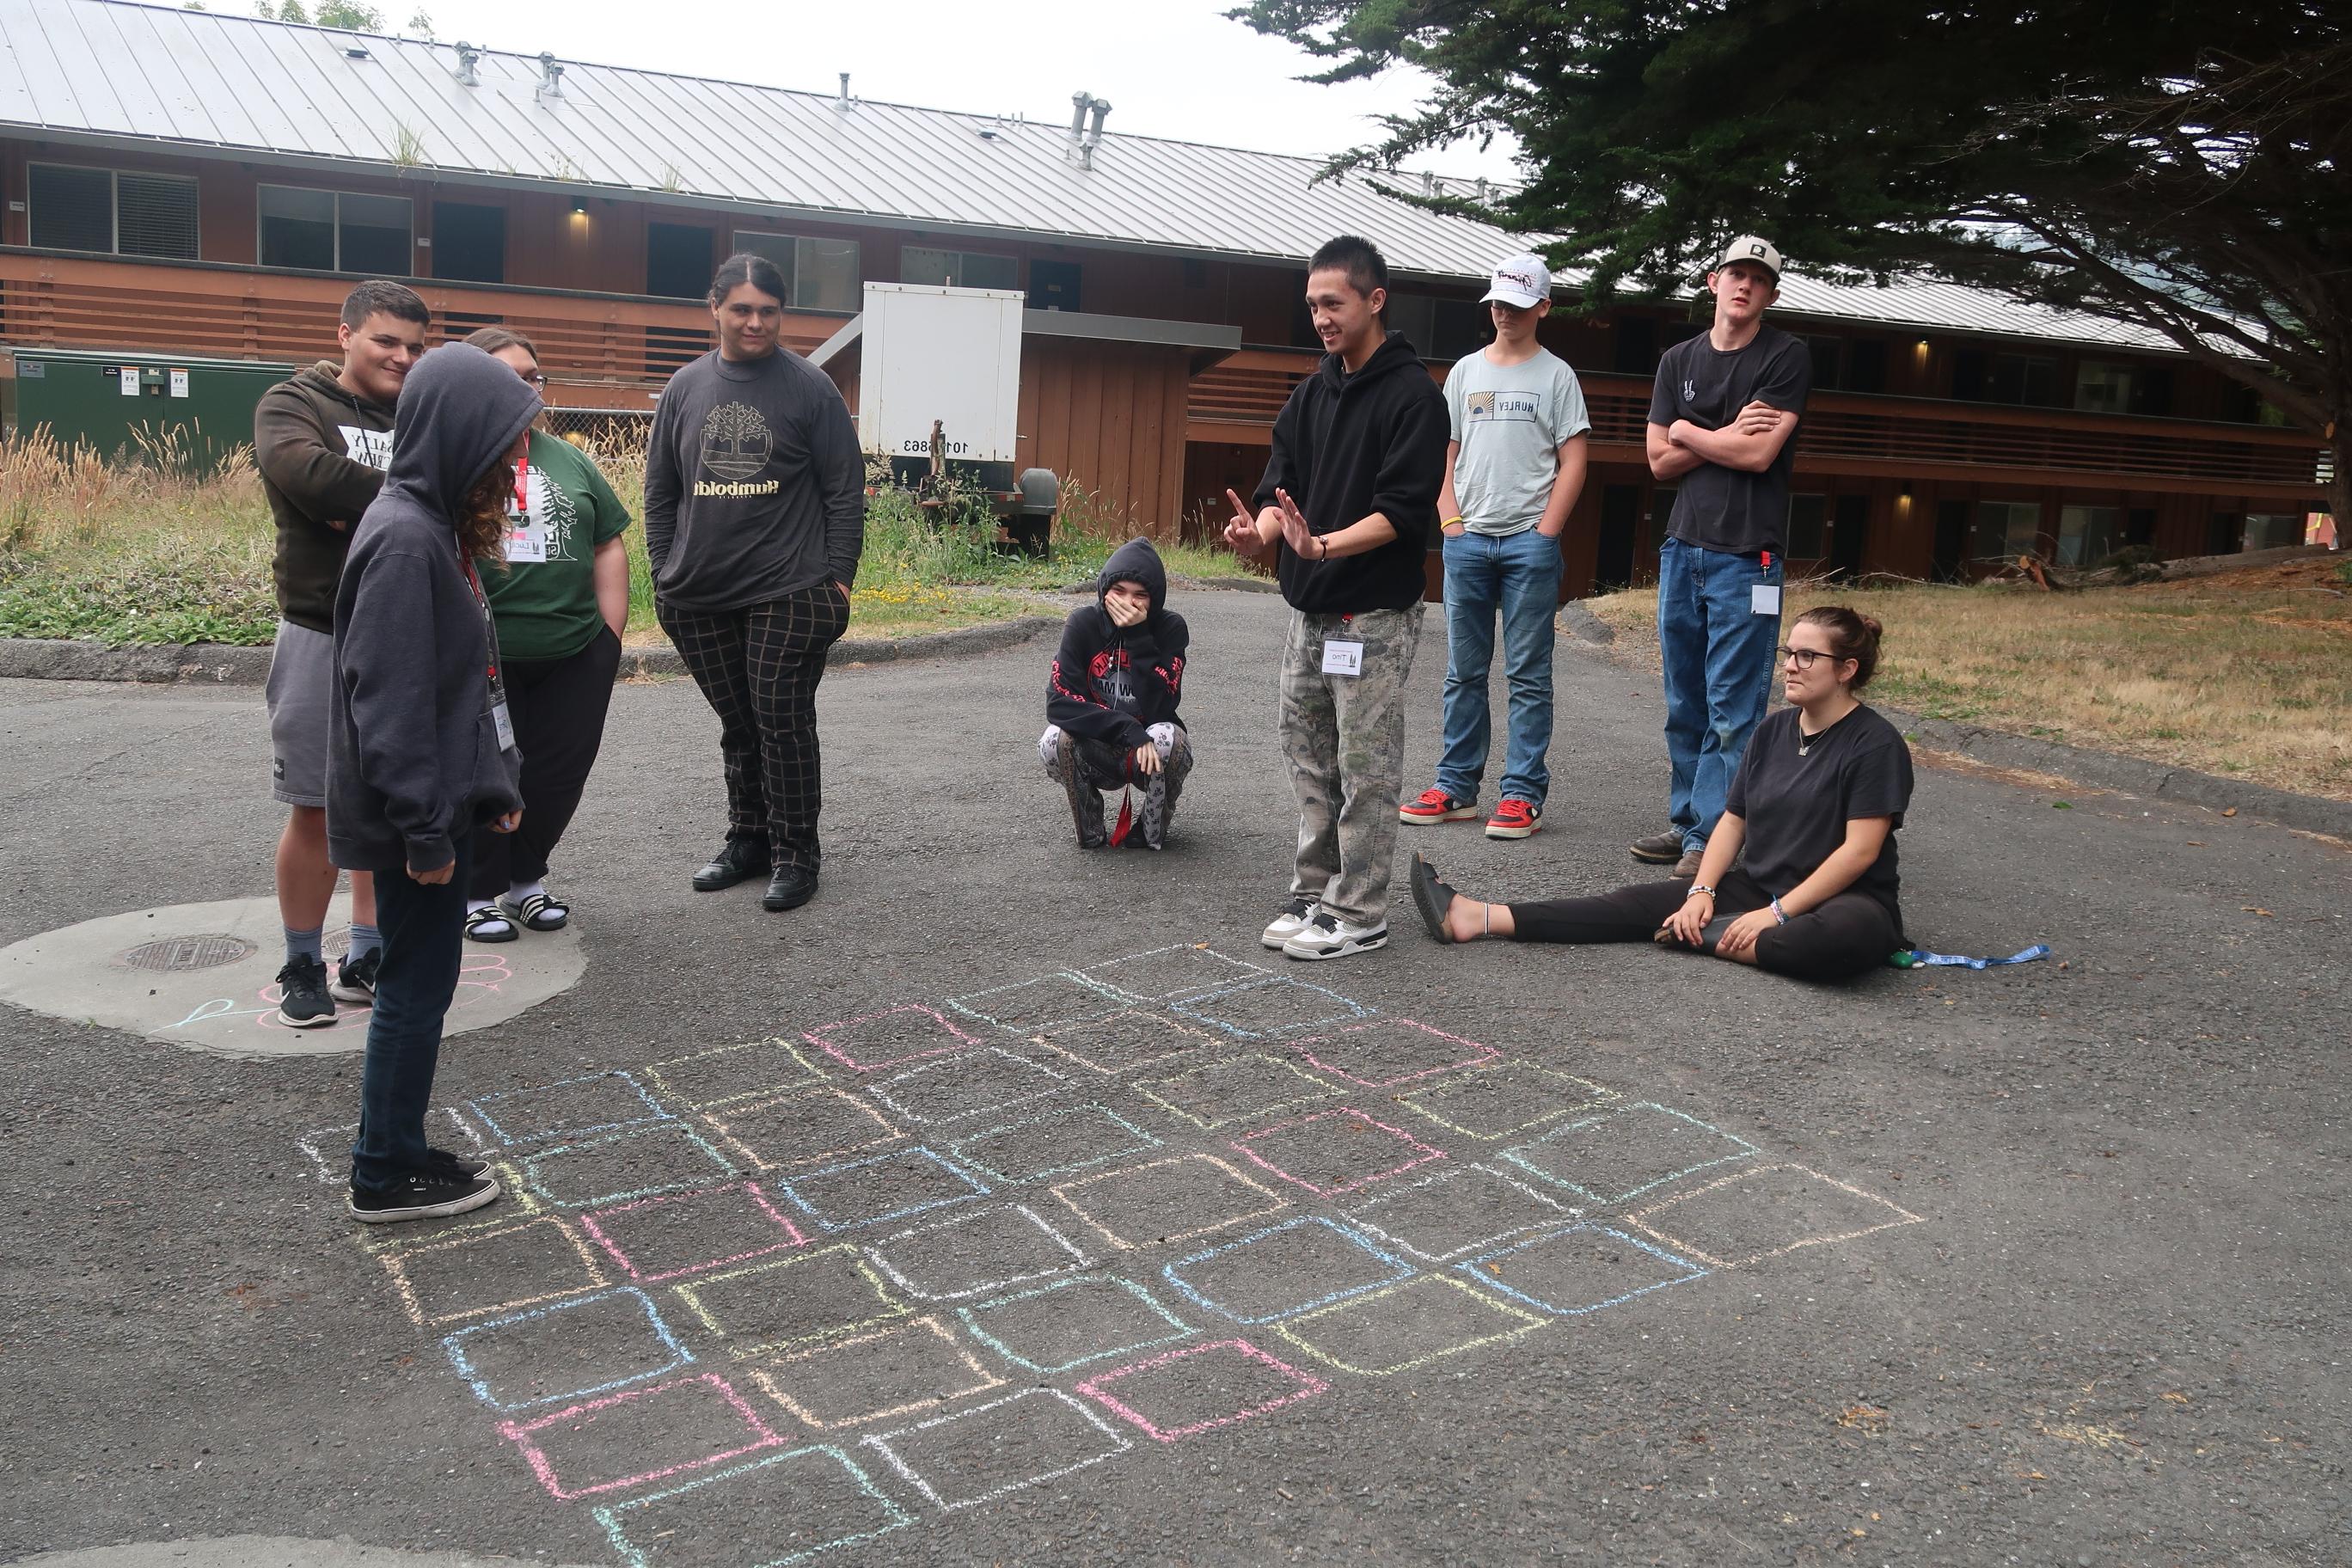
[1076,1338,1327,1442]
[805,1005,979,1073]
[701,1086,902,1174]
[1231,1107,1446,1197]
[580,1182,807,1283]
[499,1372,783,1501]
[1286,1019,1498,1089]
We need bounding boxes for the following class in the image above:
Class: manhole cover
[119,934,259,972]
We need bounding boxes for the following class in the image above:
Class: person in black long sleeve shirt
[1042,538,1193,850]
[643,253,867,914]
[1222,236,1449,961]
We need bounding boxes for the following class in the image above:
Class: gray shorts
[264,618,334,808]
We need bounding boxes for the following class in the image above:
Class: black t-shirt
[1648,325,1811,556]
[1725,703,1912,920]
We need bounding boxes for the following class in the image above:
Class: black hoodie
[1046,537,1189,754]
[327,346,537,874]
[1253,332,1449,614]
[254,361,398,634]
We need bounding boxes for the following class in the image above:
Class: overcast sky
[394,0,1526,181]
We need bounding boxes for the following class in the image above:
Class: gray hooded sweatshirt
[328,345,538,874]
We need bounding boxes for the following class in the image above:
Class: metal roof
[0,0,2186,356]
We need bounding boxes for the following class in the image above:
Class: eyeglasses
[520,371,548,389]
[1778,646,1851,671]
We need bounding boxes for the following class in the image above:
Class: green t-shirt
[479,430,631,662]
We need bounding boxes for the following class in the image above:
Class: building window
[731,232,861,311]
[1972,499,2042,560]
[28,164,199,259]
[903,246,1018,291]
[432,201,506,284]
[1799,336,1843,392]
[1786,494,1830,558]
[2242,512,2305,552]
[2055,504,2117,566]
[2073,363,2135,415]
[1953,350,2059,406]
[259,185,412,274]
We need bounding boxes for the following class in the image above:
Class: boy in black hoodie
[329,344,535,1224]
[1042,538,1192,850]
[1223,236,1449,960]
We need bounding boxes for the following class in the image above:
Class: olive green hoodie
[254,360,396,634]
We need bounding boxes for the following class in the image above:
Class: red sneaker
[1400,787,1479,825]
[1485,799,1542,839]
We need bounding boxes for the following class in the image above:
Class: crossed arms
[1647,401,1798,481]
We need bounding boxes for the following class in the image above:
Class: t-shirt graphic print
[339,425,395,470]
[1463,389,1544,426]
[697,402,775,490]
[504,463,581,564]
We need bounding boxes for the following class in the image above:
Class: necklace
[1798,703,1854,756]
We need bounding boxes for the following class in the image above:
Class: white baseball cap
[1714,235,1785,280]
[1480,252,1554,309]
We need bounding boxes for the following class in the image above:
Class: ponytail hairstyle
[1794,604,1883,690]
[708,251,788,308]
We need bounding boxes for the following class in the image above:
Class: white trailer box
[856,281,1024,487]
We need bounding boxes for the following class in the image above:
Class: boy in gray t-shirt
[1406,252,1589,840]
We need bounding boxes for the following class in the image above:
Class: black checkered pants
[658,582,851,873]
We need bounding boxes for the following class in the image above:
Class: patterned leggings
[658,583,850,873]
[1039,723,1194,849]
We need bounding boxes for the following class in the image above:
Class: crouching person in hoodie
[1042,538,1193,850]
[330,343,537,1225]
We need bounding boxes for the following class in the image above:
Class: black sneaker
[691,839,771,891]
[346,1167,501,1224]
[1629,828,1685,865]
[329,948,379,1005]
[274,955,337,1028]
[424,1146,493,1181]
[762,865,818,912]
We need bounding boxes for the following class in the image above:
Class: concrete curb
[0,616,1060,688]
[1553,609,2351,839]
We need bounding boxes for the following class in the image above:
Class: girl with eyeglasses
[1412,605,1914,981]
[455,327,633,942]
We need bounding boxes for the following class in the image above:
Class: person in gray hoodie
[329,343,535,1224]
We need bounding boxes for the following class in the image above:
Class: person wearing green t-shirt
[457,328,631,941]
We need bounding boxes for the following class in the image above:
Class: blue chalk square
[1500,1101,1760,1205]
[1161,1216,1415,1325]
[443,1286,692,1414]
[467,1071,671,1147]
[774,1147,990,1233]
[956,1274,1196,1375]
[1170,976,1373,1040]
[1455,1222,1706,1316]
[595,1442,912,1567]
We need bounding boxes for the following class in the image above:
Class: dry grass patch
[1583,560,2352,800]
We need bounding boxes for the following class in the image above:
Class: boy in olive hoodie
[253,280,429,1028]
[1042,537,1192,850]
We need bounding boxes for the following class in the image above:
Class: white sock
[508,879,546,904]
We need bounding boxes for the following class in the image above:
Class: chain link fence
[538,406,652,462]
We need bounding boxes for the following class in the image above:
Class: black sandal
[464,904,518,943]
[507,891,569,933]
[1411,852,1461,944]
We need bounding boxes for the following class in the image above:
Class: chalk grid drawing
[323,942,1929,1565]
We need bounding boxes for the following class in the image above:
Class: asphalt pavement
[1,588,2343,1568]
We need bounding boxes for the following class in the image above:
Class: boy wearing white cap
[1405,252,1589,841]
[1635,236,1812,879]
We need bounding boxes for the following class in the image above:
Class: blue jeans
[1657,536,1783,852]
[1436,528,1562,807]
[351,832,473,1192]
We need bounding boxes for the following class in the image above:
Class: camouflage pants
[1278,604,1424,925]
[1039,722,1194,849]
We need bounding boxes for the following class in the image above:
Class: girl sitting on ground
[1412,605,1912,982]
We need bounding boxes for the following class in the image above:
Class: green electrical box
[5,347,298,469]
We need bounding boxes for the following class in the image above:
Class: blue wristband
[1769,895,1787,924]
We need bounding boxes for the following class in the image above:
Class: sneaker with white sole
[1485,799,1541,839]
[273,955,337,1028]
[1282,911,1388,961]
[328,948,378,1005]
[346,1167,500,1224]
[1260,897,1320,949]
[1400,787,1479,824]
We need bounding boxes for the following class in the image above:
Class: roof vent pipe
[836,72,851,111]
[452,40,481,87]
[1086,96,1111,141]
[536,52,564,101]
[1069,92,1093,145]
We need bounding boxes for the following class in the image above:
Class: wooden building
[0,0,2328,592]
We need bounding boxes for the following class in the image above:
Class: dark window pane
[647,223,714,299]
[339,224,410,276]
[1786,494,1829,557]
[258,186,336,270]
[432,201,505,283]
[1844,340,1886,395]
[115,174,198,259]
[29,165,113,252]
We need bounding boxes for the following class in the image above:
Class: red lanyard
[462,554,500,685]
[511,455,530,517]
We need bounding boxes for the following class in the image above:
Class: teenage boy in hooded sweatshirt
[1042,538,1192,850]
[329,343,535,1224]
[254,280,430,1029]
[1223,235,1449,961]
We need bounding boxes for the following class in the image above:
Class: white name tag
[491,700,516,751]
[503,518,549,563]
[1321,639,1363,677]
[1751,584,1782,616]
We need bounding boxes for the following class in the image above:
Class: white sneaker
[1260,897,1320,949]
[1282,911,1388,961]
